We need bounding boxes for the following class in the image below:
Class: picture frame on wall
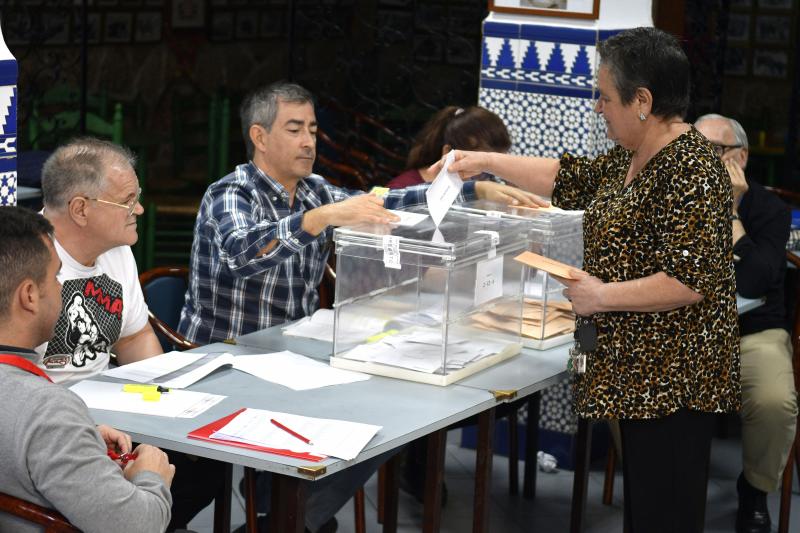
[104,12,133,43]
[758,0,793,9]
[135,11,162,42]
[172,0,205,28]
[489,0,600,20]
[210,10,234,41]
[235,10,259,40]
[724,46,748,76]
[755,15,791,44]
[72,12,102,44]
[752,49,789,78]
[42,10,70,45]
[260,10,286,38]
[727,13,751,42]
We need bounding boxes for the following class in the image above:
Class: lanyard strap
[0,354,53,383]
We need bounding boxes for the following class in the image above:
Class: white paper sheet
[69,380,225,418]
[232,351,370,390]
[101,352,208,382]
[282,309,386,344]
[387,209,428,227]
[425,151,463,227]
[156,353,236,389]
[210,407,381,460]
[341,328,508,373]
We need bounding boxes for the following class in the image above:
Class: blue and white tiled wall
[480,21,623,435]
[0,56,17,206]
[480,21,617,160]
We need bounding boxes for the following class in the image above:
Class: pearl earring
[639,112,646,121]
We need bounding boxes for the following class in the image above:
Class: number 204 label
[474,256,504,306]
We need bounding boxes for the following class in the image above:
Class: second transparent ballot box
[330,206,530,386]
[452,201,584,349]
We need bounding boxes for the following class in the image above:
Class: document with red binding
[187,408,326,462]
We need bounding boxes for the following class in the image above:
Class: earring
[639,112,646,121]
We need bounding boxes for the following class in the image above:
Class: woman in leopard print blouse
[447,27,738,533]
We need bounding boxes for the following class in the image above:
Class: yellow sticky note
[141,390,161,402]
[370,187,390,198]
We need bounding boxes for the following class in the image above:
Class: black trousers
[619,408,715,533]
[166,452,227,531]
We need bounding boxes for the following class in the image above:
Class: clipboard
[514,251,585,280]
[187,408,326,462]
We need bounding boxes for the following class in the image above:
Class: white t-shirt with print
[35,239,149,385]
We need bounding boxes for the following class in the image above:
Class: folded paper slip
[187,408,326,462]
[514,251,586,280]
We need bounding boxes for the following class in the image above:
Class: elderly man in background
[696,113,798,533]
[36,137,225,532]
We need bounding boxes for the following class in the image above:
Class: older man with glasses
[696,114,798,533]
[34,137,226,532]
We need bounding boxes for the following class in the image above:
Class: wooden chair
[0,491,80,532]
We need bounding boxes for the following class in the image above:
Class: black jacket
[735,179,791,336]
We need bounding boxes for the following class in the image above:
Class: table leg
[381,453,399,533]
[569,418,592,533]
[508,403,519,496]
[269,473,307,533]
[473,407,496,533]
[423,429,447,533]
[213,462,233,533]
[523,392,541,499]
[243,467,258,533]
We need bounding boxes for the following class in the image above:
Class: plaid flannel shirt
[178,162,477,344]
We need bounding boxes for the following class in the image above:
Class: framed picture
[135,11,162,42]
[724,46,748,76]
[235,10,259,39]
[72,12,102,44]
[727,13,750,42]
[758,0,793,9]
[755,15,791,43]
[752,49,789,78]
[42,10,70,45]
[489,0,600,20]
[210,10,234,41]
[171,0,205,28]
[104,12,133,43]
[260,10,286,38]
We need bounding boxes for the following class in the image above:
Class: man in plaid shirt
[178,81,539,346]
[177,81,541,532]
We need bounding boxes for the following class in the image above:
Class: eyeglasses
[711,143,742,157]
[84,187,142,217]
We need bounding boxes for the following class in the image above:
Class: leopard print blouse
[552,127,741,419]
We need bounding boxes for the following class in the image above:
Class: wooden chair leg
[602,440,616,506]
[243,467,258,533]
[778,440,794,533]
[353,487,366,533]
[381,454,399,533]
[508,404,519,496]
[213,462,233,533]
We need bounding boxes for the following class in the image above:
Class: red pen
[270,418,313,445]
[107,449,138,466]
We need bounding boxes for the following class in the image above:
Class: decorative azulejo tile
[0,82,16,206]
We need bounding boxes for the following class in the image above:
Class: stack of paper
[101,349,370,391]
[341,327,508,373]
[209,407,381,461]
[69,380,225,418]
[471,298,575,340]
[282,309,387,344]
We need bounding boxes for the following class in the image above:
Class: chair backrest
[139,266,197,352]
[0,492,80,533]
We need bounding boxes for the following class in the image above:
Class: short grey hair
[41,137,137,211]
[239,81,315,159]
[695,113,749,150]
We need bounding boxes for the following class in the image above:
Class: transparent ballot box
[452,201,584,350]
[330,207,531,386]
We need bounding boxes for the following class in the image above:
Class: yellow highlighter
[365,329,399,343]
[122,384,170,402]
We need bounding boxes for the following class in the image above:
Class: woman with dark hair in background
[443,27,740,532]
[387,105,511,188]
